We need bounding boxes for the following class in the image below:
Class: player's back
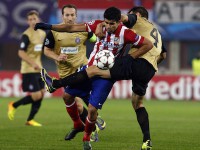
[129,16,162,71]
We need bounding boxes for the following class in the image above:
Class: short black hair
[104,7,121,22]
[128,6,148,19]
[62,4,77,15]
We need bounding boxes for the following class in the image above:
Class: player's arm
[34,23,87,32]
[124,30,153,58]
[44,31,67,62]
[18,34,40,70]
[157,41,167,64]
[121,14,137,28]
[88,32,97,42]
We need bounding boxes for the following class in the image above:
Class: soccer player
[35,7,153,150]
[43,4,105,141]
[7,10,46,126]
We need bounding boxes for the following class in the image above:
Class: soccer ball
[93,50,115,70]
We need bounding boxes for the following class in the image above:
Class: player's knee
[131,94,144,109]
[31,91,43,101]
[63,93,75,105]
[87,104,97,121]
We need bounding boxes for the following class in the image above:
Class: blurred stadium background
[1,0,200,100]
[1,0,200,150]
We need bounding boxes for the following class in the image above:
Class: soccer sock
[66,101,84,129]
[13,95,34,108]
[83,117,96,141]
[27,99,42,121]
[53,70,89,88]
[136,107,150,142]
[80,106,88,123]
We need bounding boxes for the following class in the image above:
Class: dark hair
[27,10,39,18]
[104,7,121,22]
[128,6,148,19]
[62,4,77,15]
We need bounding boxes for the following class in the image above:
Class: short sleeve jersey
[44,29,89,78]
[85,20,144,66]
[19,28,46,73]
[129,16,162,71]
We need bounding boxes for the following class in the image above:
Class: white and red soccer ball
[93,50,115,70]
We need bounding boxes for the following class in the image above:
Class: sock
[83,117,96,141]
[66,101,84,129]
[27,99,42,121]
[53,70,88,88]
[13,95,34,108]
[136,107,150,142]
[80,106,88,123]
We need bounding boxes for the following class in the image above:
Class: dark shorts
[64,66,115,109]
[22,73,44,92]
[110,55,155,96]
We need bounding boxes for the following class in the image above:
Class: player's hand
[34,23,52,31]
[57,54,67,62]
[32,63,41,70]
[95,22,105,39]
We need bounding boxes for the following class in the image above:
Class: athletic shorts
[65,66,115,109]
[22,73,44,92]
[110,55,155,96]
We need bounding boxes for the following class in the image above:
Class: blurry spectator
[192,52,200,76]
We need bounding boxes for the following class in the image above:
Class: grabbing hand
[57,54,67,62]
[34,23,52,31]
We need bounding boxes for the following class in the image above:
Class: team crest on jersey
[75,37,81,44]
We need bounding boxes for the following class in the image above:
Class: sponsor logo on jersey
[34,44,42,51]
[60,47,79,54]
[100,40,122,49]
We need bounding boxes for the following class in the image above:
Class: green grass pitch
[0,97,200,150]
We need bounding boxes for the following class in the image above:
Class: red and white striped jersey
[85,20,144,66]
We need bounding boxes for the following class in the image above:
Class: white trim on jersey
[133,35,142,46]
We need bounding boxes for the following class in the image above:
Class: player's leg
[75,97,88,123]
[83,78,114,148]
[131,59,155,150]
[8,73,43,126]
[133,97,152,150]
[26,90,44,127]
[26,74,45,126]
[41,65,111,93]
[63,92,85,140]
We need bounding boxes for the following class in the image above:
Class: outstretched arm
[34,23,87,32]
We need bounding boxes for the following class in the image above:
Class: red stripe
[138,37,145,46]
[58,0,134,9]
[112,24,122,56]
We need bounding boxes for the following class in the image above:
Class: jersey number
[150,28,158,48]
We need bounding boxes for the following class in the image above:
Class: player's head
[104,7,121,33]
[27,10,40,28]
[62,4,77,24]
[128,6,148,19]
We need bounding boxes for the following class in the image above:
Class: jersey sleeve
[123,14,137,28]
[19,34,29,51]
[124,29,144,46]
[161,39,167,53]
[85,20,103,32]
[44,30,55,49]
